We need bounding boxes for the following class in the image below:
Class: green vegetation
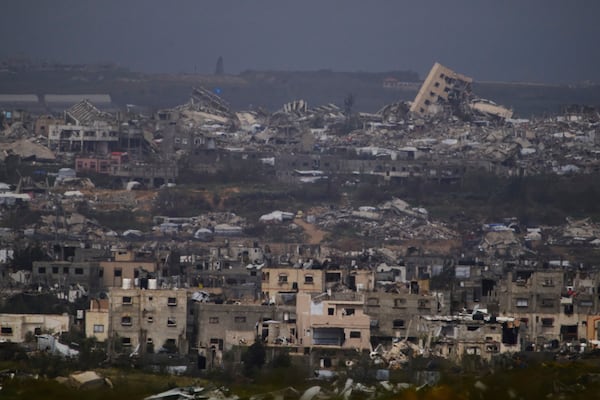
[0,208,41,230]
[241,337,266,377]
[0,354,599,399]
[0,293,74,314]
[152,188,213,217]
[347,172,600,226]
[80,208,150,231]
[8,241,49,269]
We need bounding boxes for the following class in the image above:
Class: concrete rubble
[3,61,600,399]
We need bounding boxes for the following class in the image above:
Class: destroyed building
[47,100,118,154]
[410,62,513,121]
[410,62,473,116]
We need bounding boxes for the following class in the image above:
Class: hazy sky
[1,0,598,83]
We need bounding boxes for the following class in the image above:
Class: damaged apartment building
[47,99,119,155]
[410,62,513,120]
[44,99,176,187]
[442,257,600,351]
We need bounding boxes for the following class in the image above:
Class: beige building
[410,62,472,116]
[420,316,520,362]
[469,99,513,119]
[499,269,585,346]
[586,315,600,342]
[0,313,70,343]
[347,269,375,292]
[85,298,109,342]
[296,292,371,351]
[109,287,188,354]
[365,290,448,341]
[261,267,325,303]
[99,248,157,288]
[35,114,59,137]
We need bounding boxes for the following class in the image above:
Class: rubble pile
[315,198,458,242]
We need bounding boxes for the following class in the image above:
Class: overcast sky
[1,0,598,83]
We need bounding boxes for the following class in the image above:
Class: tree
[215,56,224,75]
[242,336,266,376]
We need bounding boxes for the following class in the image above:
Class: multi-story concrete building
[46,99,119,155]
[365,290,450,343]
[108,287,188,355]
[261,267,325,304]
[85,298,109,342]
[410,62,472,116]
[0,313,70,343]
[296,292,371,351]
[47,121,119,154]
[419,316,520,362]
[498,268,587,347]
[99,248,157,289]
[193,303,277,368]
[32,261,101,292]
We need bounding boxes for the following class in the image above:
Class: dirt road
[294,217,327,245]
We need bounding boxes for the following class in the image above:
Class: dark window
[541,318,554,327]
[121,337,132,346]
[122,296,132,305]
[63,267,69,274]
[343,308,355,316]
[304,274,314,284]
[75,268,84,275]
[210,338,223,351]
[167,317,177,327]
[1,327,13,335]
[38,267,46,274]
[349,331,361,338]
[121,316,132,326]
[328,308,334,315]
[98,268,104,278]
[52,267,59,274]
[114,269,122,277]
[393,319,405,328]
[167,297,177,306]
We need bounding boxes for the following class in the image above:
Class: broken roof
[65,99,112,125]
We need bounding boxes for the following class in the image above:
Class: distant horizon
[1,1,598,85]
[3,55,597,87]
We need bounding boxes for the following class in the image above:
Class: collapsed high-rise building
[410,62,473,116]
[410,62,513,120]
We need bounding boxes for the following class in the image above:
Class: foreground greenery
[1,354,600,399]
